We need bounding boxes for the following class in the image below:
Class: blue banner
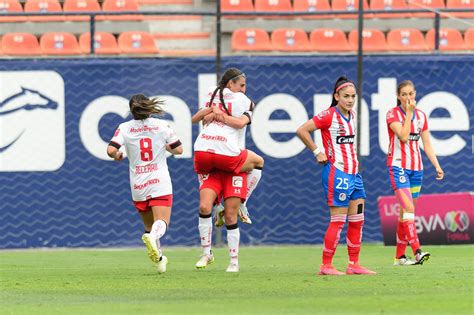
[1,55,473,248]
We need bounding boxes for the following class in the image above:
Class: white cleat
[142,233,159,263]
[415,250,430,265]
[393,255,417,266]
[238,204,252,224]
[195,252,215,269]
[156,255,168,274]
[214,204,225,227]
[226,263,240,273]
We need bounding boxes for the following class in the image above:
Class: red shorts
[198,172,247,204]
[194,150,248,175]
[133,194,173,212]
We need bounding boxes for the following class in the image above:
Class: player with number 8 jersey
[107,94,183,274]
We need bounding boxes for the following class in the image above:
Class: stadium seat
[254,0,293,19]
[118,31,159,54]
[370,0,410,18]
[40,32,82,55]
[426,28,467,50]
[99,0,143,21]
[387,29,427,51]
[446,0,474,18]
[348,29,388,51]
[24,0,64,22]
[63,0,101,21]
[1,33,42,55]
[0,0,26,22]
[293,0,332,19]
[221,0,254,18]
[271,28,311,51]
[331,0,372,19]
[465,28,474,50]
[310,28,351,51]
[231,28,272,51]
[79,32,121,54]
[408,0,445,18]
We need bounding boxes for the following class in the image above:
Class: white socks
[198,216,213,256]
[244,168,262,206]
[227,227,240,265]
[151,219,167,257]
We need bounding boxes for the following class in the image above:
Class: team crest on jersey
[0,71,65,172]
[339,193,347,201]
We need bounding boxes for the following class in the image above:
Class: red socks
[396,220,408,258]
[346,213,364,264]
[322,214,346,265]
[403,220,420,255]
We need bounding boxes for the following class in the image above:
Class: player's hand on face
[114,151,124,161]
[435,167,444,180]
[406,98,416,112]
[316,152,328,164]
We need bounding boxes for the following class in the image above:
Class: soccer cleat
[226,263,240,273]
[141,233,159,263]
[393,255,417,266]
[346,263,377,275]
[195,252,215,269]
[317,264,345,276]
[214,204,225,227]
[415,250,430,265]
[238,204,252,224]
[156,255,168,274]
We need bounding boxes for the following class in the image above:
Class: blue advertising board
[0,55,472,248]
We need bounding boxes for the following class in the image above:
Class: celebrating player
[387,80,444,266]
[296,76,376,276]
[107,94,183,274]
[192,68,264,225]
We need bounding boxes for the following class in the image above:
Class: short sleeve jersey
[194,87,253,156]
[386,106,428,171]
[110,117,180,201]
[312,107,359,174]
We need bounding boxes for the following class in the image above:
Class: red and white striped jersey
[386,106,428,171]
[194,87,252,156]
[312,107,359,174]
[110,117,180,201]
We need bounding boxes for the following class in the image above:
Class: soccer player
[386,80,444,266]
[296,76,376,276]
[107,94,183,274]
[194,67,263,225]
[196,171,247,272]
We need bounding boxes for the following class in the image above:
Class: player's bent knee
[199,203,213,215]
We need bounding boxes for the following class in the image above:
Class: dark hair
[129,94,165,120]
[208,68,245,114]
[396,80,415,106]
[330,76,356,107]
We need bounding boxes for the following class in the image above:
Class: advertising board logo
[0,71,65,171]
[444,211,469,232]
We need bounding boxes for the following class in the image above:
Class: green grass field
[1,244,473,315]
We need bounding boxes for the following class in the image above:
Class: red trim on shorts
[133,195,173,212]
[328,165,335,205]
[388,166,397,191]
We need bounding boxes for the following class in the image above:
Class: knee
[223,207,239,225]
[199,202,213,216]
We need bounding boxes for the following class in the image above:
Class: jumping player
[107,94,183,274]
[296,76,376,276]
[387,80,444,266]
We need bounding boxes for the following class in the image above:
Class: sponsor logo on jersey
[0,71,65,172]
[408,133,420,141]
[336,135,355,144]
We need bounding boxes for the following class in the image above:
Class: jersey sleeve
[109,125,124,148]
[419,109,428,131]
[312,109,332,129]
[164,123,180,146]
[386,107,399,126]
